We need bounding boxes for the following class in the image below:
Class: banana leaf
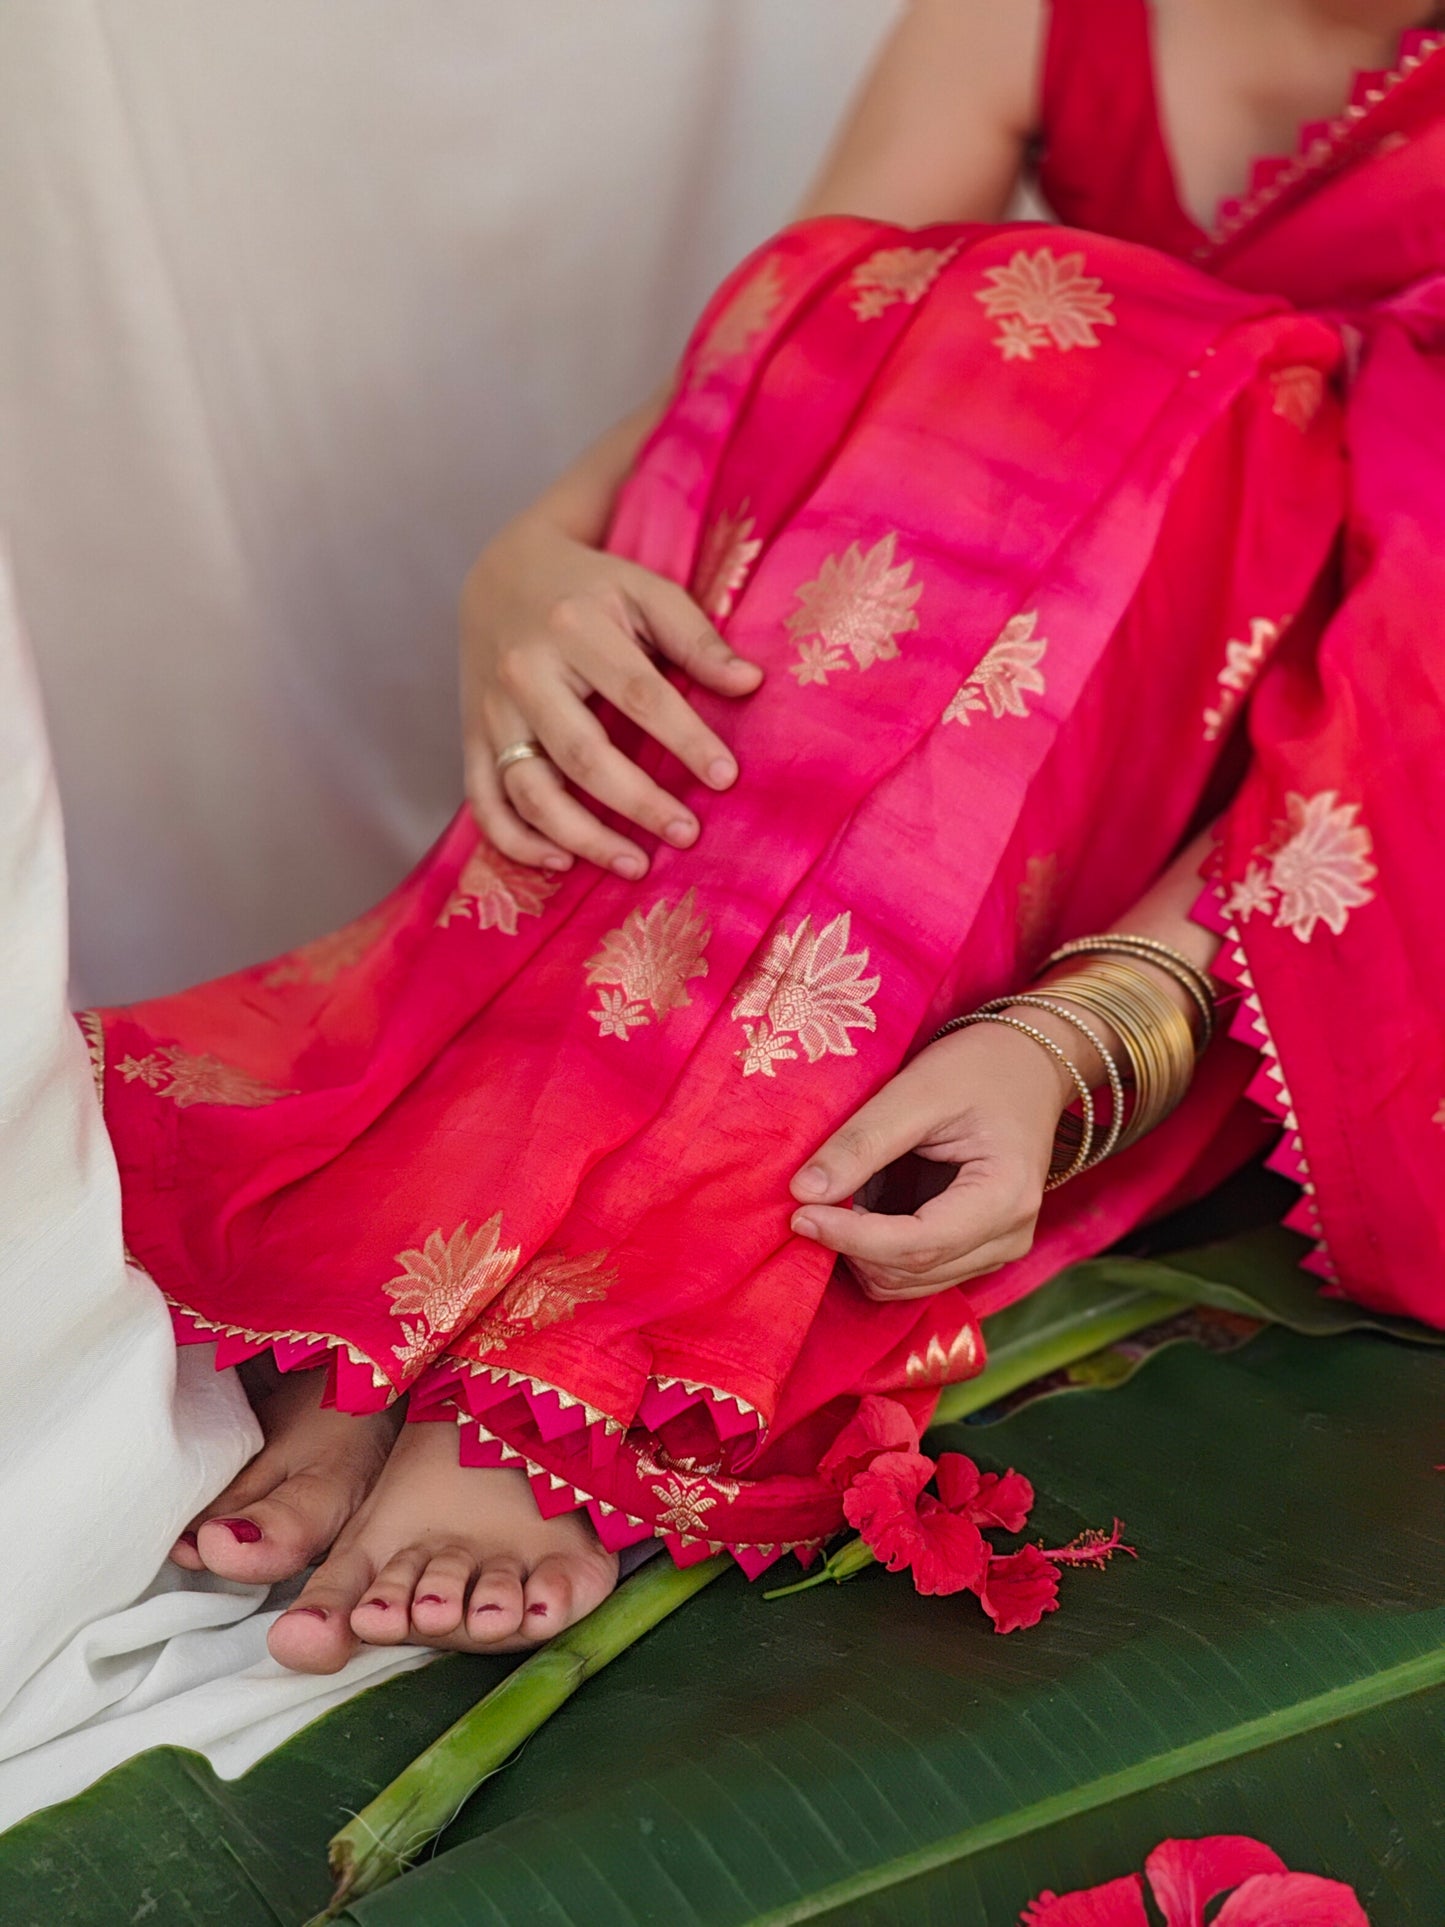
[329,1328,1445,1925]
[2,1242,1441,1924]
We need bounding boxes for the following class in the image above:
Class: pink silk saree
[88,27,1445,1571]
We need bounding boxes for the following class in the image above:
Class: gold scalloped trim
[76,1010,106,1108]
[1216,918,1336,1282]
[438,1356,625,1435]
[450,1405,822,1557]
[164,1295,398,1394]
[650,1371,765,1427]
[1195,34,1445,259]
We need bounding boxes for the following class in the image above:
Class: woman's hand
[460,514,764,880]
[788,1016,1075,1301]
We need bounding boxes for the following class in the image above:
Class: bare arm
[462,0,1045,876]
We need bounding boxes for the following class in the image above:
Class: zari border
[449,1405,824,1571]
[76,1009,105,1108]
[166,1295,399,1395]
[439,1355,625,1435]
[1195,29,1445,261]
[1195,883,1339,1286]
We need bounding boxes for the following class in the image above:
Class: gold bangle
[933,1011,1095,1188]
[972,994,1126,1169]
[1045,934,1216,1050]
[1045,961,1196,1149]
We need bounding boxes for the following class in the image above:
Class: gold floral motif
[975,248,1117,360]
[848,245,958,321]
[733,911,880,1078]
[384,1215,522,1373]
[1017,853,1062,966]
[116,1047,292,1108]
[586,889,711,1039]
[1270,365,1327,431]
[943,612,1048,724]
[693,502,762,622]
[693,257,784,380]
[1222,862,1277,925]
[1203,617,1280,742]
[77,1010,106,1107]
[1226,791,1377,942]
[636,1449,741,1537]
[460,1247,617,1358]
[786,532,922,684]
[261,909,388,989]
[904,1325,982,1388]
[439,842,560,935]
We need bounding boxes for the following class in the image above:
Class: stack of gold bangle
[931,934,1217,1188]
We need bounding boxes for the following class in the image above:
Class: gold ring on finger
[495,740,548,778]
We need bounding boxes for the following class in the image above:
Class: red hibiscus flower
[842,1451,989,1595]
[1022,1834,1370,1926]
[819,1395,920,1490]
[935,1451,1034,1531]
[976,1543,1061,1634]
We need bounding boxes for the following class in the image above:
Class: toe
[195,1470,353,1585]
[519,1551,618,1644]
[267,1549,373,1674]
[168,1528,205,1571]
[408,1551,476,1639]
[464,1559,527,1644]
[350,1550,428,1646]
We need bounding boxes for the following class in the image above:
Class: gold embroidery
[636,1449,741,1536]
[439,842,560,934]
[786,532,922,685]
[459,1247,616,1358]
[1017,853,1062,966]
[1270,365,1326,431]
[586,889,711,1039]
[1226,791,1377,942]
[733,911,880,1078]
[77,1010,106,1107]
[693,257,784,380]
[261,910,388,989]
[1203,617,1280,742]
[384,1216,522,1374]
[975,248,1117,360]
[848,245,957,321]
[117,1047,291,1108]
[944,612,1048,724]
[904,1325,981,1388]
[693,502,762,622]
[1222,862,1277,925]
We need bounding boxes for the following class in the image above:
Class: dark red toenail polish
[526,1604,549,1618]
[218,1518,263,1543]
[361,1598,390,1611]
[474,1602,502,1614]
[287,1607,328,1621]
[178,1530,199,1548]
[416,1594,445,1605]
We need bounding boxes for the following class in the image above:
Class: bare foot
[267,1420,621,1674]
[170,1366,401,1585]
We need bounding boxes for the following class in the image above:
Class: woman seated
[90,0,1445,1671]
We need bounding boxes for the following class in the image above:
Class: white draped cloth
[0,0,894,1829]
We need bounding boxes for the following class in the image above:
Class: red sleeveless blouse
[1037,0,1212,257]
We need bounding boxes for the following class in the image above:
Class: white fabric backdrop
[0,0,896,1826]
[1,0,897,1004]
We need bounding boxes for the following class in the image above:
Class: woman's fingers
[792,1169,1037,1299]
[791,1059,943,1206]
[463,699,574,871]
[572,596,746,796]
[627,571,764,705]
